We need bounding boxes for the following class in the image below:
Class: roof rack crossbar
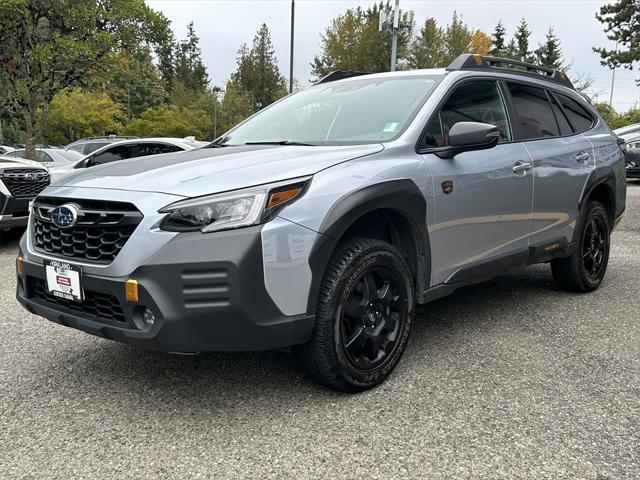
[446,54,574,90]
[316,71,372,84]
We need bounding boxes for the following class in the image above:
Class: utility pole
[379,1,413,72]
[289,0,295,93]
[390,0,399,72]
[609,41,619,107]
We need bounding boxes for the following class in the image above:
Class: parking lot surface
[1,184,638,479]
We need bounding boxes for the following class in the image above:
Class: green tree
[43,88,124,145]
[513,18,535,63]
[175,22,210,93]
[0,0,171,158]
[230,24,287,108]
[408,18,446,68]
[491,20,507,56]
[310,2,411,79]
[217,82,254,137]
[535,28,565,69]
[125,104,212,139]
[594,0,640,83]
[443,12,473,64]
[89,49,167,120]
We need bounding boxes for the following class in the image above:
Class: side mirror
[423,122,500,159]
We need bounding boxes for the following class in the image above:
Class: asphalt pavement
[1,183,638,479]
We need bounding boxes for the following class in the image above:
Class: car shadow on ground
[13,263,563,414]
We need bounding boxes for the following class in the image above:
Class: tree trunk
[24,122,36,161]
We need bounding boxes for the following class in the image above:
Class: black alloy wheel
[339,267,406,371]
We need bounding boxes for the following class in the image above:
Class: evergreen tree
[513,18,534,63]
[230,24,287,108]
[594,0,640,81]
[491,20,507,56]
[443,11,473,64]
[408,18,446,68]
[535,28,564,69]
[175,22,210,93]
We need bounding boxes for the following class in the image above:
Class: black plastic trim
[307,179,430,312]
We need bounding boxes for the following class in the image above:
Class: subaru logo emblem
[25,172,38,182]
[51,204,79,228]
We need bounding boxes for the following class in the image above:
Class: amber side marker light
[125,279,139,302]
[267,187,302,210]
[16,256,23,275]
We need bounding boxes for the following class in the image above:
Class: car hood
[0,158,47,170]
[52,144,384,197]
[619,132,640,143]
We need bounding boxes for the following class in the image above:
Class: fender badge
[441,180,454,194]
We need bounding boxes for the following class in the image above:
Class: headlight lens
[627,141,640,150]
[159,178,309,233]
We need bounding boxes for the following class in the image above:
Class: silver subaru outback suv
[16,55,626,392]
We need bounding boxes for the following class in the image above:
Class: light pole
[289,0,295,93]
[609,41,619,107]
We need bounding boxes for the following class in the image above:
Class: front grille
[32,278,126,323]
[1,168,50,197]
[32,197,143,264]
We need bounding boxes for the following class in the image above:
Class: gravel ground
[1,183,638,479]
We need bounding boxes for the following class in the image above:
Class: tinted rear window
[549,94,573,136]
[558,95,594,133]
[507,83,559,139]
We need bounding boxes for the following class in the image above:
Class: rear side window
[558,95,594,133]
[137,143,183,156]
[507,83,559,139]
[424,80,511,148]
[91,145,138,166]
[549,94,573,136]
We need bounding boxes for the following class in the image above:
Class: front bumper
[0,193,31,230]
[17,225,315,352]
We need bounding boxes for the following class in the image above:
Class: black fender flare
[306,179,430,314]
[578,168,618,224]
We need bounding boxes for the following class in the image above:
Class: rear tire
[295,239,414,393]
[551,201,610,292]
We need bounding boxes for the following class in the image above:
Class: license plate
[45,260,84,302]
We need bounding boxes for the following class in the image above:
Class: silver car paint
[22,68,624,317]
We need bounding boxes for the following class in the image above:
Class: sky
[147,0,640,112]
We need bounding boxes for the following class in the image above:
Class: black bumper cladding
[17,226,315,352]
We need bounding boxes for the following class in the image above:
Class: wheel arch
[579,170,617,227]
[306,179,431,314]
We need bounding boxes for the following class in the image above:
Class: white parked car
[0,145,16,155]
[50,137,208,183]
[6,148,84,168]
[0,156,51,232]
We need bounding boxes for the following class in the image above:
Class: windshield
[216,75,442,146]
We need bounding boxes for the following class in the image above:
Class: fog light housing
[142,308,156,328]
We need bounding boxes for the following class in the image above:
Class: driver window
[424,81,511,148]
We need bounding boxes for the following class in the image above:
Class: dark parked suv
[17,55,626,392]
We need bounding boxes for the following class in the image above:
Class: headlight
[627,141,640,150]
[159,177,310,233]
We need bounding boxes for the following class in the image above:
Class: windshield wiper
[244,141,316,146]
[204,142,232,148]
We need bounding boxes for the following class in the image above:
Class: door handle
[512,161,532,174]
[576,152,591,163]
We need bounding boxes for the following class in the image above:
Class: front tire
[551,200,611,292]
[295,239,414,393]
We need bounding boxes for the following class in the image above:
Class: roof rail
[446,54,574,90]
[316,71,372,84]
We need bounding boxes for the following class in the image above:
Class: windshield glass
[216,75,442,146]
